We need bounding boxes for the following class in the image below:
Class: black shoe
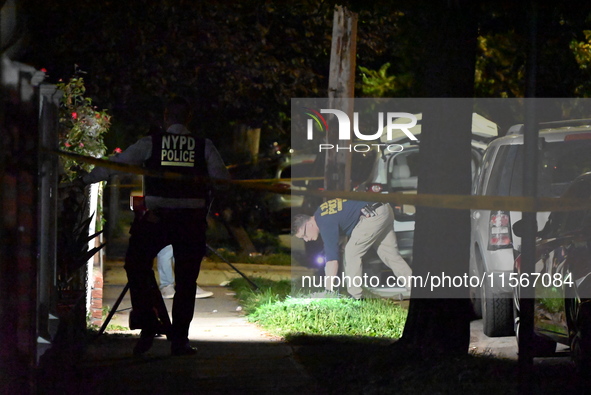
[171,344,198,356]
[133,331,155,355]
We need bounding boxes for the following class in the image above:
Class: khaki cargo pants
[344,203,412,299]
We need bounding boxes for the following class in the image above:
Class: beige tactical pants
[344,204,412,299]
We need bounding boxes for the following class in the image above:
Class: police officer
[292,199,412,300]
[83,97,229,355]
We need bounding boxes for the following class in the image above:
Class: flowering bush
[57,76,111,181]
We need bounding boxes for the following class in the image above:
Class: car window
[510,140,591,198]
[486,145,518,196]
[351,150,378,188]
[475,146,496,195]
[556,178,591,235]
[386,151,419,191]
[471,151,481,185]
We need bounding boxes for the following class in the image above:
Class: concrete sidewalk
[37,244,528,394]
[101,258,309,342]
[38,258,325,394]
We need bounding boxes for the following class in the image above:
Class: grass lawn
[230,277,590,394]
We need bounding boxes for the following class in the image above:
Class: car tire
[470,287,483,319]
[571,302,591,375]
[482,278,514,337]
[470,249,484,319]
[514,310,556,357]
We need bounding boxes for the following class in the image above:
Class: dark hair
[291,214,311,235]
[165,97,192,125]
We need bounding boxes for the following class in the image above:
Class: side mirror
[513,217,553,239]
[512,219,524,238]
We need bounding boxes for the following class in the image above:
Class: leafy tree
[475,32,526,98]
[22,1,331,156]
[21,0,414,160]
[358,63,413,97]
[570,30,591,96]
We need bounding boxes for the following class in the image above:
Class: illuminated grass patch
[230,277,407,339]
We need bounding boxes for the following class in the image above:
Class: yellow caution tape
[297,189,591,212]
[52,149,297,193]
[53,149,591,213]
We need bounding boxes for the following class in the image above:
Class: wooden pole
[326,5,357,192]
[519,3,539,392]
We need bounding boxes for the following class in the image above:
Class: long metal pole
[519,1,539,392]
[206,244,259,291]
[96,283,130,337]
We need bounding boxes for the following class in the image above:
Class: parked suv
[358,113,498,277]
[470,119,591,337]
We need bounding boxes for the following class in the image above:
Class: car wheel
[470,286,482,319]
[571,302,591,375]
[482,277,514,337]
[470,249,484,319]
[514,304,556,357]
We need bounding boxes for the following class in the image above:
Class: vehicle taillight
[488,210,513,250]
[565,133,591,141]
[368,183,384,193]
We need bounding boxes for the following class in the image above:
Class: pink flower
[64,142,71,147]
[79,143,84,147]
[113,147,122,154]
[72,112,78,119]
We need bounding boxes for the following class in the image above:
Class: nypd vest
[143,132,208,200]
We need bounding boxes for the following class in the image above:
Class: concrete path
[101,259,290,342]
[40,258,324,394]
[40,253,578,394]
[101,256,525,357]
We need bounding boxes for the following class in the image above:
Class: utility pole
[326,5,357,192]
[519,2,539,394]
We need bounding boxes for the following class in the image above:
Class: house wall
[0,55,45,393]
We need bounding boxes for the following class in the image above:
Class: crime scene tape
[51,149,307,194]
[53,149,591,213]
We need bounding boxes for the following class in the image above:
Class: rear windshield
[486,140,591,197]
